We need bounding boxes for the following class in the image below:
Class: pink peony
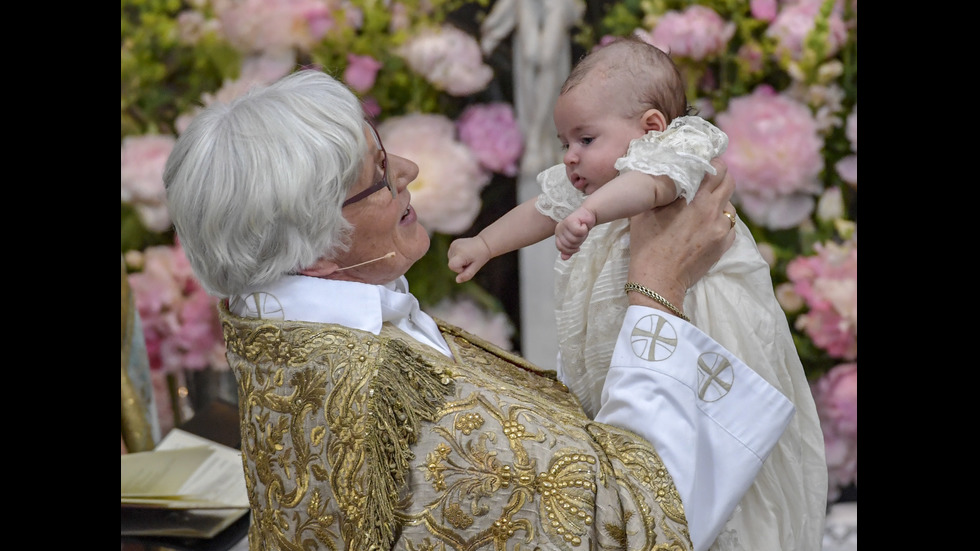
[344,53,382,92]
[456,102,524,177]
[786,235,857,360]
[397,25,493,96]
[212,0,337,55]
[379,113,491,234]
[128,243,228,375]
[427,296,515,351]
[750,0,778,22]
[637,5,735,60]
[121,134,176,233]
[810,362,857,501]
[716,85,824,229]
[766,0,849,62]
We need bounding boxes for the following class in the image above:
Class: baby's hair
[562,36,689,121]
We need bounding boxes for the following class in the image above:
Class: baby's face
[554,80,647,195]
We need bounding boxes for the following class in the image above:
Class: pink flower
[213,0,336,54]
[775,282,805,313]
[593,34,621,52]
[456,103,524,177]
[344,53,382,92]
[716,85,824,229]
[176,10,220,44]
[397,25,493,96]
[361,96,381,119]
[786,236,857,360]
[638,5,735,60]
[121,134,176,233]
[128,243,228,374]
[766,0,848,62]
[427,296,515,351]
[736,42,766,75]
[810,362,857,501]
[379,113,491,234]
[835,156,856,188]
[388,2,410,32]
[750,0,778,22]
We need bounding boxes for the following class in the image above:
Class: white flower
[121,134,176,232]
[397,25,493,96]
[427,296,514,351]
[379,113,491,235]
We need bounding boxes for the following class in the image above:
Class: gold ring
[723,211,735,229]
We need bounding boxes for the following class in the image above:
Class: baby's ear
[641,109,667,132]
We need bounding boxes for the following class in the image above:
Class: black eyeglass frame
[342,120,394,207]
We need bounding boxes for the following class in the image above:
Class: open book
[121,428,249,538]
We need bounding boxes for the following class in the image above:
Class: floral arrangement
[583,0,857,500]
[122,0,856,502]
[122,0,518,430]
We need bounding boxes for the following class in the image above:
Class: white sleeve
[534,163,584,222]
[595,305,794,551]
[613,116,728,203]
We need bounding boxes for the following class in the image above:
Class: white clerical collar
[228,275,451,356]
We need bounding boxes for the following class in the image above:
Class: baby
[448,36,827,551]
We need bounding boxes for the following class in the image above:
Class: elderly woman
[165,69,791,551]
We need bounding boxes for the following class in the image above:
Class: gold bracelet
[624,282,690,322]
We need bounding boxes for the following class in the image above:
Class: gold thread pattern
[219,302,692,550]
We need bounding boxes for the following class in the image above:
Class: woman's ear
[297,257,340,277]
[641,109,668,132]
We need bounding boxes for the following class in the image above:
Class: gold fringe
[345,337,454,550]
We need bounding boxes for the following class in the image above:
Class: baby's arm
[555,171,677,259]
[448,197,557,283]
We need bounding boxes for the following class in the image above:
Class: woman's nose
[389,154,419,191]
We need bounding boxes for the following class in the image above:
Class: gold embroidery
[220,304,692,550]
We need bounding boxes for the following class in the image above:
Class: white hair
[164,70,366,297]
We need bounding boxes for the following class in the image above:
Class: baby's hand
[448,236,492,283]
[555,207,596,260]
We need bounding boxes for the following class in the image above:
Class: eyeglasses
[343,120,395,207]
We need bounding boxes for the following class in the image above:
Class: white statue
[480,0,585,369]
[481,0,586,181]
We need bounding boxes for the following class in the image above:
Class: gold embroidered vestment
[219,303,692,550]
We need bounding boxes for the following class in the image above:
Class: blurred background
[122,1,856,545]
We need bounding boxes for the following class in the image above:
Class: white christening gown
[535,115,827,551]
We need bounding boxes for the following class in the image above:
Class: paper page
[154,429,250,508]
[121,446,217,503]
[121,428,250,538]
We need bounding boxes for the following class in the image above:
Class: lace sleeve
[613,116,728,203]
[534,163,584,222]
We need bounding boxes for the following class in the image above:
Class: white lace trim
[613,115,728,203]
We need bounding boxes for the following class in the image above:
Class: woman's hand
[627,158,737,313]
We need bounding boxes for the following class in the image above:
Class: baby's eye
[559,143,569,152]
[581,137,594,146]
